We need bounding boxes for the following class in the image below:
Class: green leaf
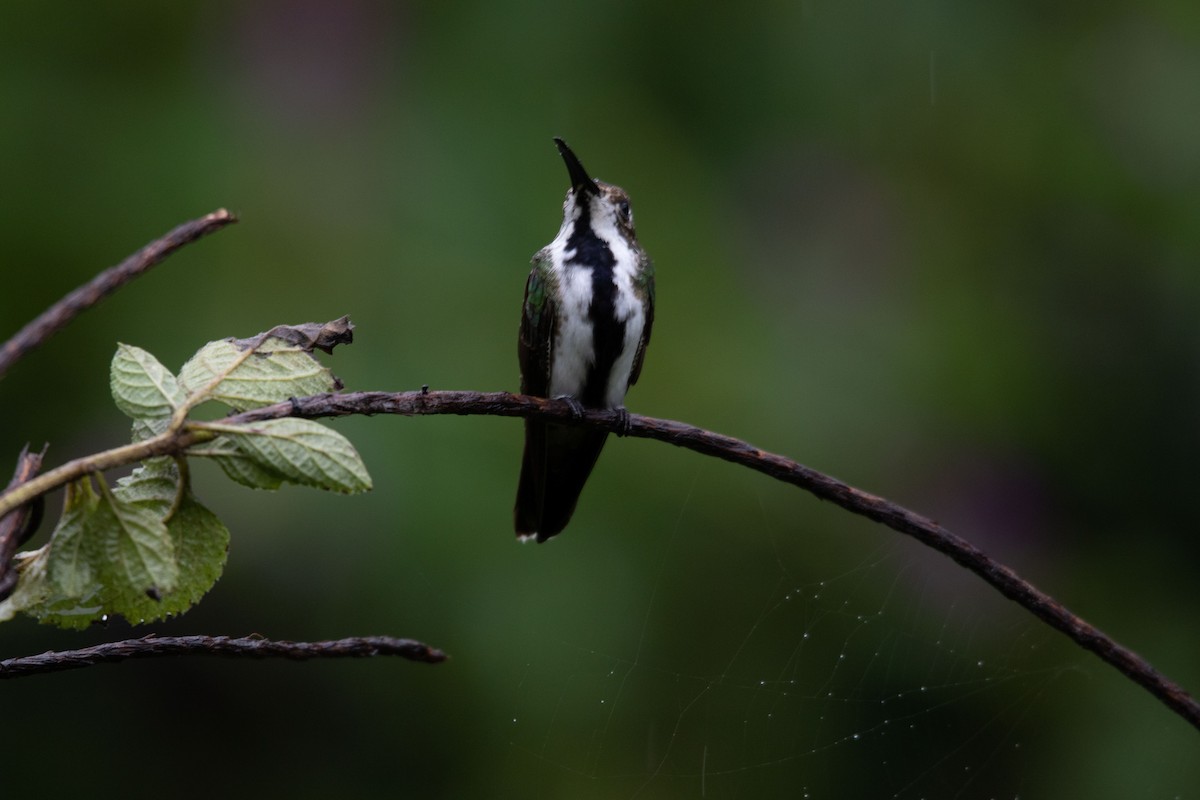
[111,343,186,420]
[113,463,180,514]
[93,479,178,604]
[0,549,105,630]
[213,418,372,493]
[177,337,339,411]
[0,549,52,624]
[7,479,133,629]
[127,419,176,477]
[190,438,288,490]
[130,416,170,443]
[213,453,287,490]
[107,493,229,624]
[7,468,225,628]
[163,494,228,610]
[47,478,102,598]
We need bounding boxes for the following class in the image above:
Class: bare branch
[0,209,237,379]
[0,388,1193,730]
[0,634,446,678]
[237,390,1200,732]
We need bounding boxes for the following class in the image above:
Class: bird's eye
[617,199,632,223]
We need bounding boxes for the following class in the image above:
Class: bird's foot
[614,406,632,436]
[554,394,586,419]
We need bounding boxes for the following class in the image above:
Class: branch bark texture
[0,446,47,599]
[0,634,445,678]
[233,390,1200,733]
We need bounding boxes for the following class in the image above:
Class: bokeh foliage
[1,2,1197,796]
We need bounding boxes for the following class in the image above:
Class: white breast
[548,260,595,398]
[545,198,646,407]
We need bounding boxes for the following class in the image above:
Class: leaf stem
[169,330,272,429]
[0,427,214,522]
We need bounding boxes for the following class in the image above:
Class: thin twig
[0,209,237,379]
[0,427,214,521]
[0,634,446,678]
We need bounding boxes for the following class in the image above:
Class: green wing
[518,250,557,398]
[629,251,655,386]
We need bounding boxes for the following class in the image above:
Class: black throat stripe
[566,202,626,409]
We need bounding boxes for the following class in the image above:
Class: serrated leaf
[188,438,287,489]
[167,494,228,605]
[215,452,287,490]
[0,549,103,630]
[131,416,170,443]
[216,418,372,493]
[109,493,229,624]
[93,481,178,602]
[111,344,187,420]
[0,549,52,623]
[128,418,176,477]
[46,478,102,598]
[114,463,180,515]
[177,337,338,411]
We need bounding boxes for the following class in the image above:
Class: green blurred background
[2,2,1198,796]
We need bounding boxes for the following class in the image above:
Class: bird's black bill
[553,137,599,196]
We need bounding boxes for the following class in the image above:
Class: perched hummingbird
[514,138,655,543]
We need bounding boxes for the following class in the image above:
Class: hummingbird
[514,138,655,543]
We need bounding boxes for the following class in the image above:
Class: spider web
[496,477,1076,798]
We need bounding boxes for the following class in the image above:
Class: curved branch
[0,388,1194,731]
[0,634,446,678]
[237,390,1200,732]
[0,209,237,379]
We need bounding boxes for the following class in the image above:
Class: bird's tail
[514,420,608,543]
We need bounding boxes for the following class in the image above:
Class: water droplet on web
[852,733,860,740]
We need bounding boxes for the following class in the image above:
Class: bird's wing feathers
[629,250,655,387]
[518,250,557,398]
[515,251,558,539]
